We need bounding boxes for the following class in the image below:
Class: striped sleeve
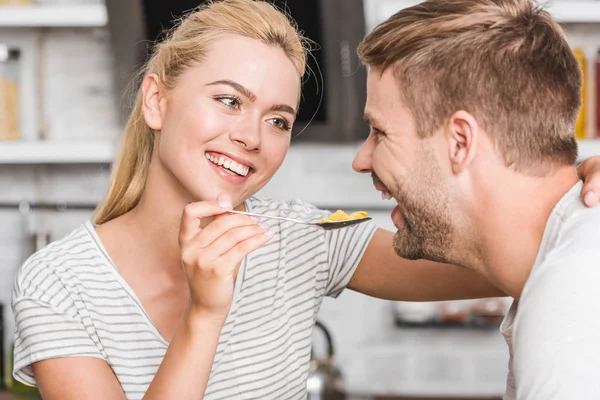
[12,296,105,386]
[325,220,378,298]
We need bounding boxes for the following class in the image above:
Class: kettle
[306,320,345,400]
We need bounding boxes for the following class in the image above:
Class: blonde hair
[94,0,308,224]
[358,0,580,172]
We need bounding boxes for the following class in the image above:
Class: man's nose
[352,136,374,173]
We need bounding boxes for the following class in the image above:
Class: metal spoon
[226,209,372,230]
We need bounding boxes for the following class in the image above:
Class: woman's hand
[178,195,273,320]
[578,156,600,207]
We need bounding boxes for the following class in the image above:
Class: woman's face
[142,35,301,207]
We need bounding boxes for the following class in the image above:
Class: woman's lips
[207,157,250,184]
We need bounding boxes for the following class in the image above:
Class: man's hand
[578,156,600,207]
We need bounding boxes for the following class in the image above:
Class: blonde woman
[11,1,600,399]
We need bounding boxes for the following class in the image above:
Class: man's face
[353,67,455,262]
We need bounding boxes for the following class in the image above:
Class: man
[352,0,600,398]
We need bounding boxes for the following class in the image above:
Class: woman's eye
[268,117,291,131]
[216,96,241,109]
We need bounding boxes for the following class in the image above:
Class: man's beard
[390,170,455,263]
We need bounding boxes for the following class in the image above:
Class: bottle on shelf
[573,48,587,140]
[0,44,21,141]
[595,48,599,138]
[0,0,33,5]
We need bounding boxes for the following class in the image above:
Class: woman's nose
[230,121,261,151]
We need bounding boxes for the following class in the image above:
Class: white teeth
[381,191,393,200]
[206,153,250,177]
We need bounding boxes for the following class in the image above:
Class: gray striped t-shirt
[12,196,377,400]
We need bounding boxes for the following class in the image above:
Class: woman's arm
[348,229,505,301]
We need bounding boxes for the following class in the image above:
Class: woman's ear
[141,74,164,131]
[446,110,479,174]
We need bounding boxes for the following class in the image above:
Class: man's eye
[371,127,385,137]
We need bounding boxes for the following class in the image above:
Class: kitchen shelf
[0,3,107,27]
[0,140,116,164]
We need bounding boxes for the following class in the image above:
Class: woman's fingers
[220,230,274,267]
[578,157,600,207]
[191,214,260,249]
[178,197,233,246]
[194,224,269,263]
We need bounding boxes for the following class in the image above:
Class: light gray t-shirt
[501,181,600,399]
[12,196,377,400]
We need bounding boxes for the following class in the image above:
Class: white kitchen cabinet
[0,3,107,27]
[0,140,115,164]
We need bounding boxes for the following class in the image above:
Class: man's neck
[466,166,579,300]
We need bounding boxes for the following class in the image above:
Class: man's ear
[446,110,479,174]
[141,74,164,131]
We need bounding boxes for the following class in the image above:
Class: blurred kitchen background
[1,0,600,399]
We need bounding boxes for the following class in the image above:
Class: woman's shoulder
[13,221,99,299]
[247,195,330,220]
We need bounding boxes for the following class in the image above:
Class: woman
[11,1,600,399]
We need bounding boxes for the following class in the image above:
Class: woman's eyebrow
[207,79,297,115]
[271,104,297,115]
[206,79,257,102]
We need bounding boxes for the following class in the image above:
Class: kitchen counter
[370,397,501,400]
[330,325,509,399]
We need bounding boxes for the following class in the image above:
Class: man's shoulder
[553,181,600,239]
[538,181,600,264]
[516,210,600,346]
[517,180,600,344]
